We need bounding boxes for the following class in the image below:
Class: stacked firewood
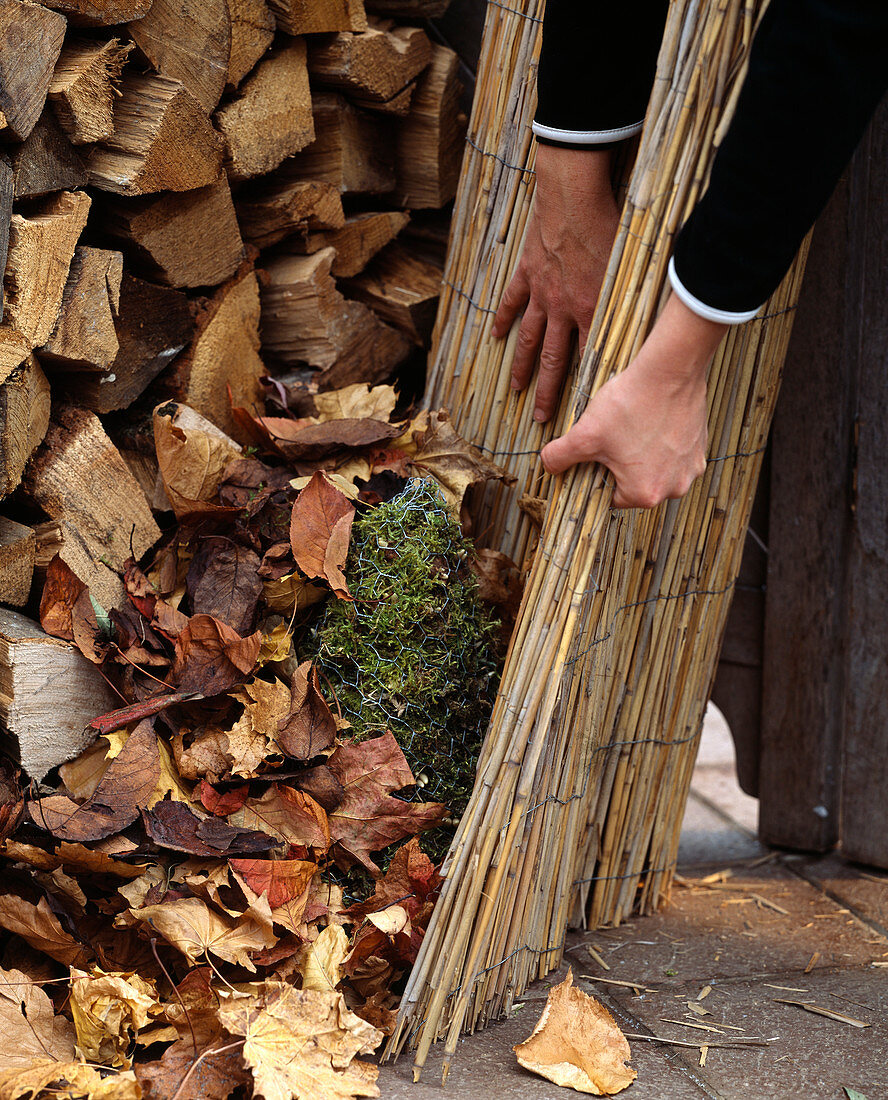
[0,0,463,771]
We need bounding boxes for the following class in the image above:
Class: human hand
[540,295,728,508]
[491,142,620,423]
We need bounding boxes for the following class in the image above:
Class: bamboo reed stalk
[390,0,808,1077]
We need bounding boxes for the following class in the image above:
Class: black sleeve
[533,1,669,145]
[670,0,888,320]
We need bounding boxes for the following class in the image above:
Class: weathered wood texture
[24,405,160,571]
[48,37,132,145]
[44,0,151,25]
[307,21,431,104]
[236,177,344,249]
[225,0,276,88]
[0,356,51,496]
[214,40,314,182]
[34,518,125,610]
[0,606,115,780]
[340,238,440,341]
[0,0,67,141]
[162,263,265,437]
[269,0,354,34]
[87,73,224,195]
[0,154,12,324]
[0,517,35,607]
[58,272,194,412]
[100,178,244,288]
[9,108,88,199]
[288,209,407,276]
[394,42,462,207]
[286,93,395,195]
[759,96,888,866]
[40,245,123,370]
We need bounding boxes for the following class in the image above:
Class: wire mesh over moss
[314,479,501,826]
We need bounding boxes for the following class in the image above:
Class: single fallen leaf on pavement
[29,721,160,842]
[170,614,262,695]
[300,925,350,992]
[70,967,160,1068]
[327,733,447,873]
[289,472,355,597]
[218,980,383,1100]
[278,661,338,760]
[514,969,636,1095]
[0,967,76,1068]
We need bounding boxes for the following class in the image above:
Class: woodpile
[0,0,464,774]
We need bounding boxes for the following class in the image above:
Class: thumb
[540,422,598,475]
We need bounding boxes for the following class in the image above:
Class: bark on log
[0,355,51,496]
[235,177,344,250]
[0,606,116,780]
[0,517,35,608]
[43,0,151,26]
[286,93,395,195]
[214,39,314,182]
[48,36,132,145]
[9,107,88,200]
[39,245,123,370]
[100,177,244,288]
[0,1,67,142]
[87,73,225,195]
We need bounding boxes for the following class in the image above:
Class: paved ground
[377,709,888,1099]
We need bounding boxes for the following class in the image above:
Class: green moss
[312,480,501,858]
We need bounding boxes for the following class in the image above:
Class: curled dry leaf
[345,837,442,925]
[170,614,262,695]
[29,721,160,843]
[327,734,447,874]
[0,761,22,842]
[69,967,161,1068]
[513,970,636,1095]
[39,555,107,663]
[218,980,383,1100]
[0,1062,141,1100]
[153,402,242,519]
[187,537,263,635]
[143,800,279,857]
[408,410,514,513]
[278,661,338,761]
[0,967,76,1068]
[229,786,331,852]
[120,895,277,971]
[313,383,398,423]
[199,780,249,817]
[0,892,89,967]
[272,419,402,462]
[292,764,345,812]
[289,471,355,598]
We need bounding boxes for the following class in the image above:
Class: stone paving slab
[793,853,888,937]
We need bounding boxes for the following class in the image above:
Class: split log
[23,405,160,573]
[395,43,463,208]
[0,356,50,496]
[162,264,264,437]
[269,0,354,35]
[0,1,67,142]
[33,519,125,609]
[0,154,11,324]
[0,190,91,373]
[0,517,35,607]
[214,40,314,182]
[43,0,151,25]
[286,93,395,196]
[0,606,116,780]
[39,245,123,371]
[48,37,132,145]
[366,0,449,15]
[87,73,225,196]
[100,178,244,288]
[9,108,88,200]
[307,21,431,105]
[340,240,440,343]
[57,273,194,413]
[352,81,414,117]
[127,0,274,112]
[235,177,344,250]
[289,209,408,277]
[260,246,410,385]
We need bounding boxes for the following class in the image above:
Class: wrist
[534,141,614,202]
[636,293,727,383]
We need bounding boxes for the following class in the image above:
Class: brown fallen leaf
[143,800,279,857]
[153,402,242,519]
[408,410,514,513]
[313,383,398,423]
[300,925,350,993]
[199,780,249,817]
[170,614,262,695]
[0,761,22,843]
[120,896,276,970]
[273,418,402,462]
[514,969,636,1095]
[327,734,447,873]
[29,721,160,843]
[291,764,345,812]
[229,786,331,852]
[345,837,442,928]
[218,980,383,1100]
[39,555,108,663]
[0,967,76,1068]
[278,661,338,760]
[230,858,318,911]
[70,967,161,1068]
[0,1062,141,1100]
[0,892,89,967]
[186,537,263,635]
[289,471,355,598]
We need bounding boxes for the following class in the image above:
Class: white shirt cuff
[531,119,644,145]
[667,257,761,325]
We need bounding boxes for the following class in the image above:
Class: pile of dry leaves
[0,383,523,1100]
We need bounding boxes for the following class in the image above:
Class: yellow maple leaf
[219,981,383,1100]
[313,383,398,423]
[513,969,636,1095]
[300,925,349,992]
[0,1062,140,1100]
[70,967,161,1068]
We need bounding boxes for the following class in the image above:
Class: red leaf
[39,555,107,663]
[170,614,261,695]
[289,472,354,598]
[143,800,278,857]
[229,858,317,910]
[345,837,442,925]
[199,780,249,817]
